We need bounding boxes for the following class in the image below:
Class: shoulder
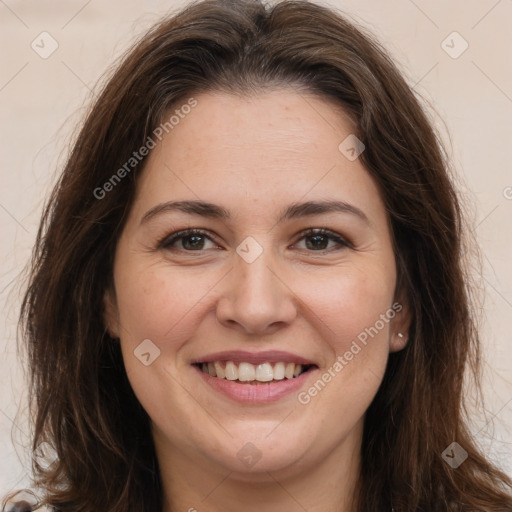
[2,501,56,512]
[2,501,32,512]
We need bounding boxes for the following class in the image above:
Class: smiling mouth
[194,361,316,384]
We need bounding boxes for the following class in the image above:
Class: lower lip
[193,365,317,403]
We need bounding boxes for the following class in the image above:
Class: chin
[206,431,314,477]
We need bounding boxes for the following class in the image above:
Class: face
[105,89,409,481]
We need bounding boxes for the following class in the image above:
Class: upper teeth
[200,361,305,381]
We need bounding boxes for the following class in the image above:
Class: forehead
[131,89,385,225]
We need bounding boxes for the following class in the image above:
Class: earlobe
[389,299,411,353]
[103,286,120,339]
[392,331,408,352]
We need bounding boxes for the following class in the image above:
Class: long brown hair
[4,0,512,510]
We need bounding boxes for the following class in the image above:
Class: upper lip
[191,350,318,366]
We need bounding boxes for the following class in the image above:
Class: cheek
[293,265,394,424]
[115,252,395,354]
[296,262,395,349]
[116,264,214,346]
[113,260,214,418]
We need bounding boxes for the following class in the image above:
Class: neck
[157,422,363,512]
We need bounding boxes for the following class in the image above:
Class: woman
[3,0,512,510]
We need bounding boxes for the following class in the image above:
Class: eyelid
[158,227,352,252]
[292,227,352,249]
[158,228,219,250]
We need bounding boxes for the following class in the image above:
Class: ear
[103,285,120,339]
[389,296,411,353]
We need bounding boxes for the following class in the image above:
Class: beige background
[1,0,511,494]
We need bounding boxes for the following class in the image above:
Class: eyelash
[158,228,351,254]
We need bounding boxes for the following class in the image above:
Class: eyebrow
[140,199,370,226]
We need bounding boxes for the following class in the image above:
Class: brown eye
[294,229,350,252]
[160,229,217,251]
[158,228,350,254]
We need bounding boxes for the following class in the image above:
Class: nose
[215,247,297,335]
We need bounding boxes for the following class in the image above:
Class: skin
[104,89,410,512]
